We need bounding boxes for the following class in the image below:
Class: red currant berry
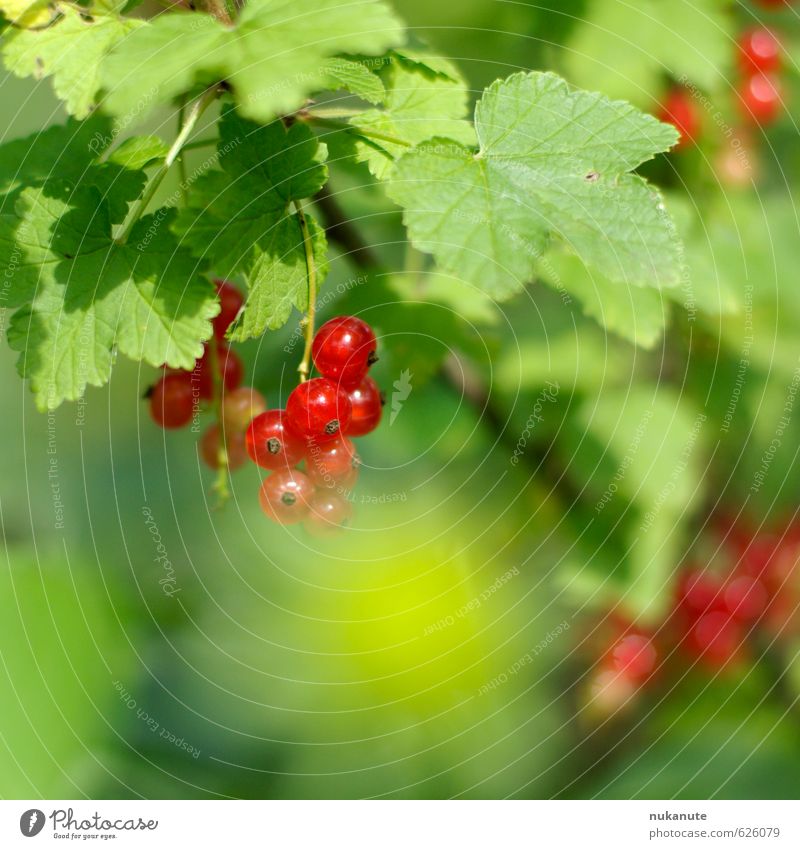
[345,376,384,437]
[194,343,244,400]
[258,470,314,524]
[312,316,377,388]
[304,492,354,535]
[213,279,244,341]
[739,27,781,75]
[724,575,768,622]
[657,87,701,148]
[149,372,195,429]
[740,533,781,579]
[739,72,783,125]
[306,436,359,489]
[245,410,306,471]
[222,387,267,433]
[611,634,657,683]
[690,612,742,667]
[755,0,792,7]
[286,378,352,443]
[677,569,725,618]
[200,424,247,471]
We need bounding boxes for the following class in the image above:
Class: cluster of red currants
[147,280,250,464]
[657,5,790,151]
[674,517,800,666]
[246,315,383,533]
[585,515,800,717]
[147,284,384,533]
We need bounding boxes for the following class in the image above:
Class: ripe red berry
[306,436,359,489]
[690,612,742,667]
[657,87,701,148]
[200,424,247,471]
[739,27,781,74]
[611,634,657,683]
[195,343,244,400]
[677,569,725,618]
[724,575,768,622]
[304,492,354,535]
[258,470,314,524]
[222,387,267,433]
[213,279,244,341]
[345,376,384,437]
[286,378,352,443]
[312,316,377,388]
[739,72,783,125]
[149,372,195,429]
[245,409,306,471]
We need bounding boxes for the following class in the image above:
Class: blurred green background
[2,0,800,800]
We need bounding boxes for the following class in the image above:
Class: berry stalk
[206,335,231,506]
[295,200,318,383]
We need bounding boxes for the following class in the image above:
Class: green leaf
[387,72,680,301]
[0,115,114,196]
[563,0,734,107]
[101,0,405,123]
[228,213,327,340]
[351,51,476,179]
[541,252,668,348]
[322,56,386,104]
[175,108,328,339]
[6,185,216,410]
[581,387,707,517]
[388,270,500,326]
[2,7,143,118]
[108,135,170,170]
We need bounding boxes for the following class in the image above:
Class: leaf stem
[295,200,317,383]
[300,113,412,150]
[116,86,219,246]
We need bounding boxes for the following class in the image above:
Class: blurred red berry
[611,634,657,683]
[213,279,244,341]
[739,72,783,125]
[149,372,195,429]
[724,575,768,622]
[739,27,781,74]
[657,88,701,148]
[690,612,742,667]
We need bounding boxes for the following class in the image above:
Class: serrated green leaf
[101,0,404,123]
[351,52,475,179]
[541,252,668,348]
[322,56,385,104]
[564,0,734,107]
[387,72,680,300]
[108,135,169,170]
[2,7,143,118]
[5,184,216,410]
[0,115,113,196]
[227,213,327,340]
[175,108,328,339]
